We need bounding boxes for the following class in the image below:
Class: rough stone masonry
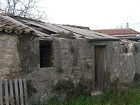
[0,33,140,102]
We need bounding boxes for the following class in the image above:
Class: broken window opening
[39,40,53,68]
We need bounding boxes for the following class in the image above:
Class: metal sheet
[55,24,118,39]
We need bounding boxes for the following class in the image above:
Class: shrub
[54,79,74,96]
[54,77,93,98]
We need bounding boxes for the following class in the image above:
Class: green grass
[47,83,140,105]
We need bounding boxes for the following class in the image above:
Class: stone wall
[24,38,95,103]
[0,33,140,103]
[19,37,140,103]
[134,42,140,73]
[106,41,136,83]
[17,34,39,75]
[90,40,136,83]
[0,33,20,79]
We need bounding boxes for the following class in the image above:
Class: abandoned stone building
[0,15,140,102]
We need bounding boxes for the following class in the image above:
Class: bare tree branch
[0,0,47,20]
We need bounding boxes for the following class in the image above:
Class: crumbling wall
[16,35,41,104]
[133,43,140,73]
[17,34,39,75]
[0,33,20,79]
[58,38,94,82]
[23,38,94,103]
[106,40,136,83]
[17,36,140,103]
[90,40,136,83]
[2,31,140,103]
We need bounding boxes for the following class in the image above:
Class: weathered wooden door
[95,46,106,91]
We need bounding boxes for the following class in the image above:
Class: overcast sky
[40,0,140,31]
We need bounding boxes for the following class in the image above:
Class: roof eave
[88,38,120,42]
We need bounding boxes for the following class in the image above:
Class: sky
[39,0,140,31]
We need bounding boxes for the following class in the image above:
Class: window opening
[39,40,53,68]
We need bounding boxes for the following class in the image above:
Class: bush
[54,77,93,98]
[54,79,74,96]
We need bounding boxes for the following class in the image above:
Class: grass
[47,83,140,105]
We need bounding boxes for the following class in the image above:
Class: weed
[48,97,62,105]
[49,83,140,105]
[75,76,93,96]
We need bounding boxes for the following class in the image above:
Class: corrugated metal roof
[55,24,118,40]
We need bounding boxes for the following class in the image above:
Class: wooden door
[95,46,106,91]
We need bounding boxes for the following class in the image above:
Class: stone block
[59,38,70,49]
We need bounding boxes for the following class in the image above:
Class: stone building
[0,15,140,102]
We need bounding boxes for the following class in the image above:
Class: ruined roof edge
[0,15,39,36]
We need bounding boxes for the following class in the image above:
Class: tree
[0,0,47,20]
